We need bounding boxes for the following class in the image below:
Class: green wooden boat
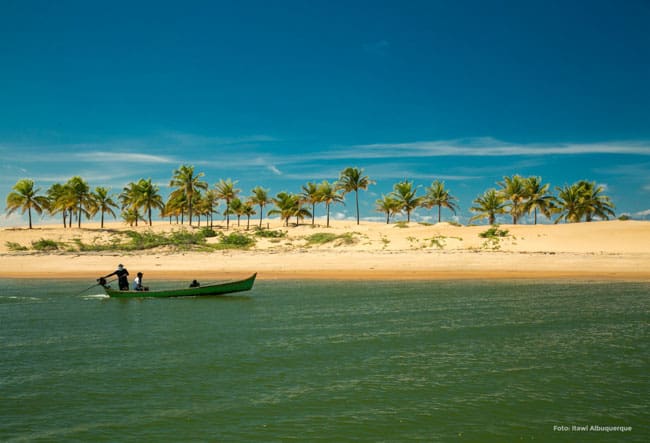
[101,273,256,298]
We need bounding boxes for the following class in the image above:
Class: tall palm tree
[470,189,506,225]
[375,195,402,224]
[524,177,555,224]
[214,179,240,230]
[5,179,48,229]
[318,180,344,228]
[67,176,93,228]
[249,186,271,228]
[578,181,615,222]
[134,179,165,226]
[169,165,208,226]
[390,180,422,223]
[301,182,321,226]
[497,175,528,224]
[338,167,374,225]
[91,187,118,228]
[424,180,459,223]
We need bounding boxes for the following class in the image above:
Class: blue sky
[1,0,649,225]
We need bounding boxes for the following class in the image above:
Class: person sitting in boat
[100,264,130,291]
[189,279,201,288]
[133,272,144,291]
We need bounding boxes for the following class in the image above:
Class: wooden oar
[74,279,116,296]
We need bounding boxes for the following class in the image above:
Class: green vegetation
[31,238,62,251]
[5,241,28,251]
[304,232,359,246]
[394,221,409,228]
[479,226,510,250]
[216,232,255,249]
[255,228,287,238]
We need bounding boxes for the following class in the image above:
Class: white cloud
[316,138,650,161]
[75,152,176,164]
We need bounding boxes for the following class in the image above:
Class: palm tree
[134,179,165,226]
[214,179,240,230]
[120,182,142,226]
[318,180,344,228]
[46,183,72,228]
[424,180,459,223]
[269,192,303,227]
[578,181,615,222]
[67,176,93,228]
[390,180,422,223]
[164,190,187,224]
[5,179,48,229]
[249,186,271,228]
[169,165,208,226]
[301,182,321,226]
[555,183,585,223]
[122,208,142,227]
[243,201,256,230]
[470,189,506,225]
[555,181,615,223]
[202,189,220,228]
[497,175,528,224]
[91,187,118,228]
[338,167,374,225]
[375,195,402,224]
[524,177,555,224]
[228,198,244,227]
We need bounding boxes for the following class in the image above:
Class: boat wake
[82,293,110,300]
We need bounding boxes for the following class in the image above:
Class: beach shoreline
[1,219,649,281]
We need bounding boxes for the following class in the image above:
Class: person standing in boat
[101,264,130,291]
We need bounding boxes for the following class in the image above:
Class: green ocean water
[1,279,648,442]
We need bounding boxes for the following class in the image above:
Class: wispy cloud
[331,138,650,160]
[75,152,176,164]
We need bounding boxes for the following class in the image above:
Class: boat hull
[103,273,256,298]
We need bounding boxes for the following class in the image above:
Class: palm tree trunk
[148,208,152,226]
[326,203,330,227]
[438,205,442,223]
[246,216,250,230]
[312,203,315,226]
[225,201,230,230]
[28,207,33,229]
[78,201,82,228]
[534,208,538,225]
[259,205,264,228]
[355,191,360,225]
[101,212,105,229]
[386,212,389,224]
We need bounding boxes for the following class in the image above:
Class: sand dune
[1,219,649,280]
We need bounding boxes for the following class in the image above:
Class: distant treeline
[5,165,615,229]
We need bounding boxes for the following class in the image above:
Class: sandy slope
[1,219,649,280]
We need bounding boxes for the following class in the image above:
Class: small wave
[0,295,40,301]
[82,293,110,299]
